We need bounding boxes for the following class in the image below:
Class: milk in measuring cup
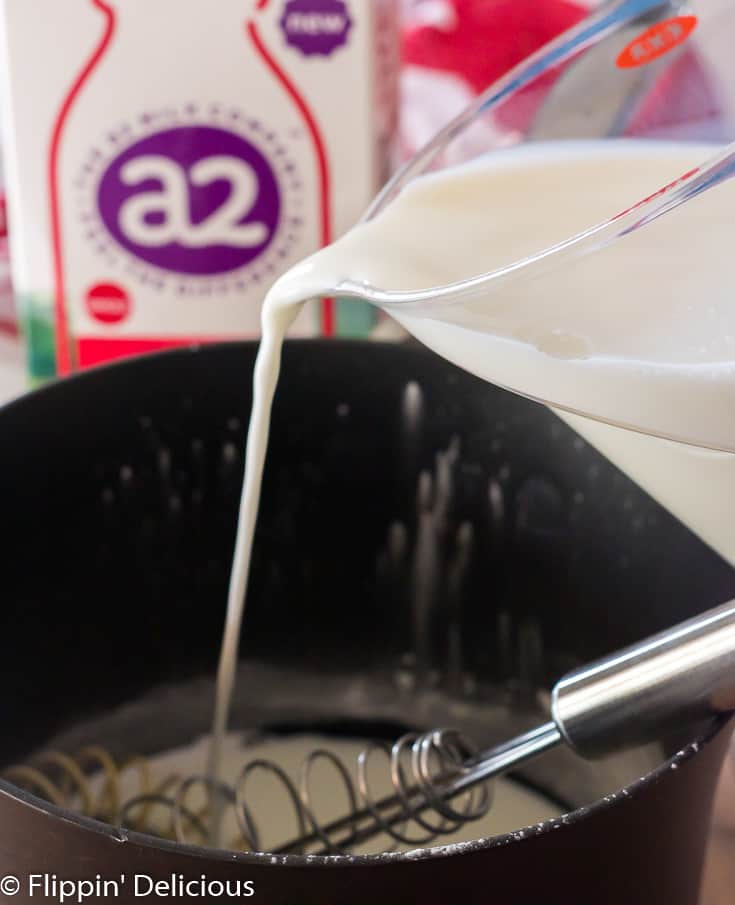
[269,139,735,563]
[0,0,398,378]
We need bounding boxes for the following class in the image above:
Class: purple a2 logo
[97,125,281,277]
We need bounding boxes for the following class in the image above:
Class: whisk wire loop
[414,730,492,824]
[299,748,362,854]
[234,759,306,853]
[390,733,458,841]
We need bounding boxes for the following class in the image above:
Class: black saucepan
[0,340,732,904]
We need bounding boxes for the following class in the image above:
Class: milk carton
[0,0,398,379]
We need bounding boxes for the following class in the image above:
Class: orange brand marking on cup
[616,15,698,69]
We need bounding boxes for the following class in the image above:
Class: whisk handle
[552,599,735,758]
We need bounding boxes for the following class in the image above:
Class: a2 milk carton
[0,0,398,379]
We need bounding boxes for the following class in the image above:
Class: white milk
[272,139,735,561]
[210,138,735,802]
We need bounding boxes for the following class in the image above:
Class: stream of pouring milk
[209,139,735,825]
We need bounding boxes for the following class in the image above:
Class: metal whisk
[8,597,735,855]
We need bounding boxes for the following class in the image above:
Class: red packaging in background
[403,0,586,136]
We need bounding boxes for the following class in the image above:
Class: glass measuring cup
[323,0,735,453]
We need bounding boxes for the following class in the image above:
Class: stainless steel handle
[552,599,735,757]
